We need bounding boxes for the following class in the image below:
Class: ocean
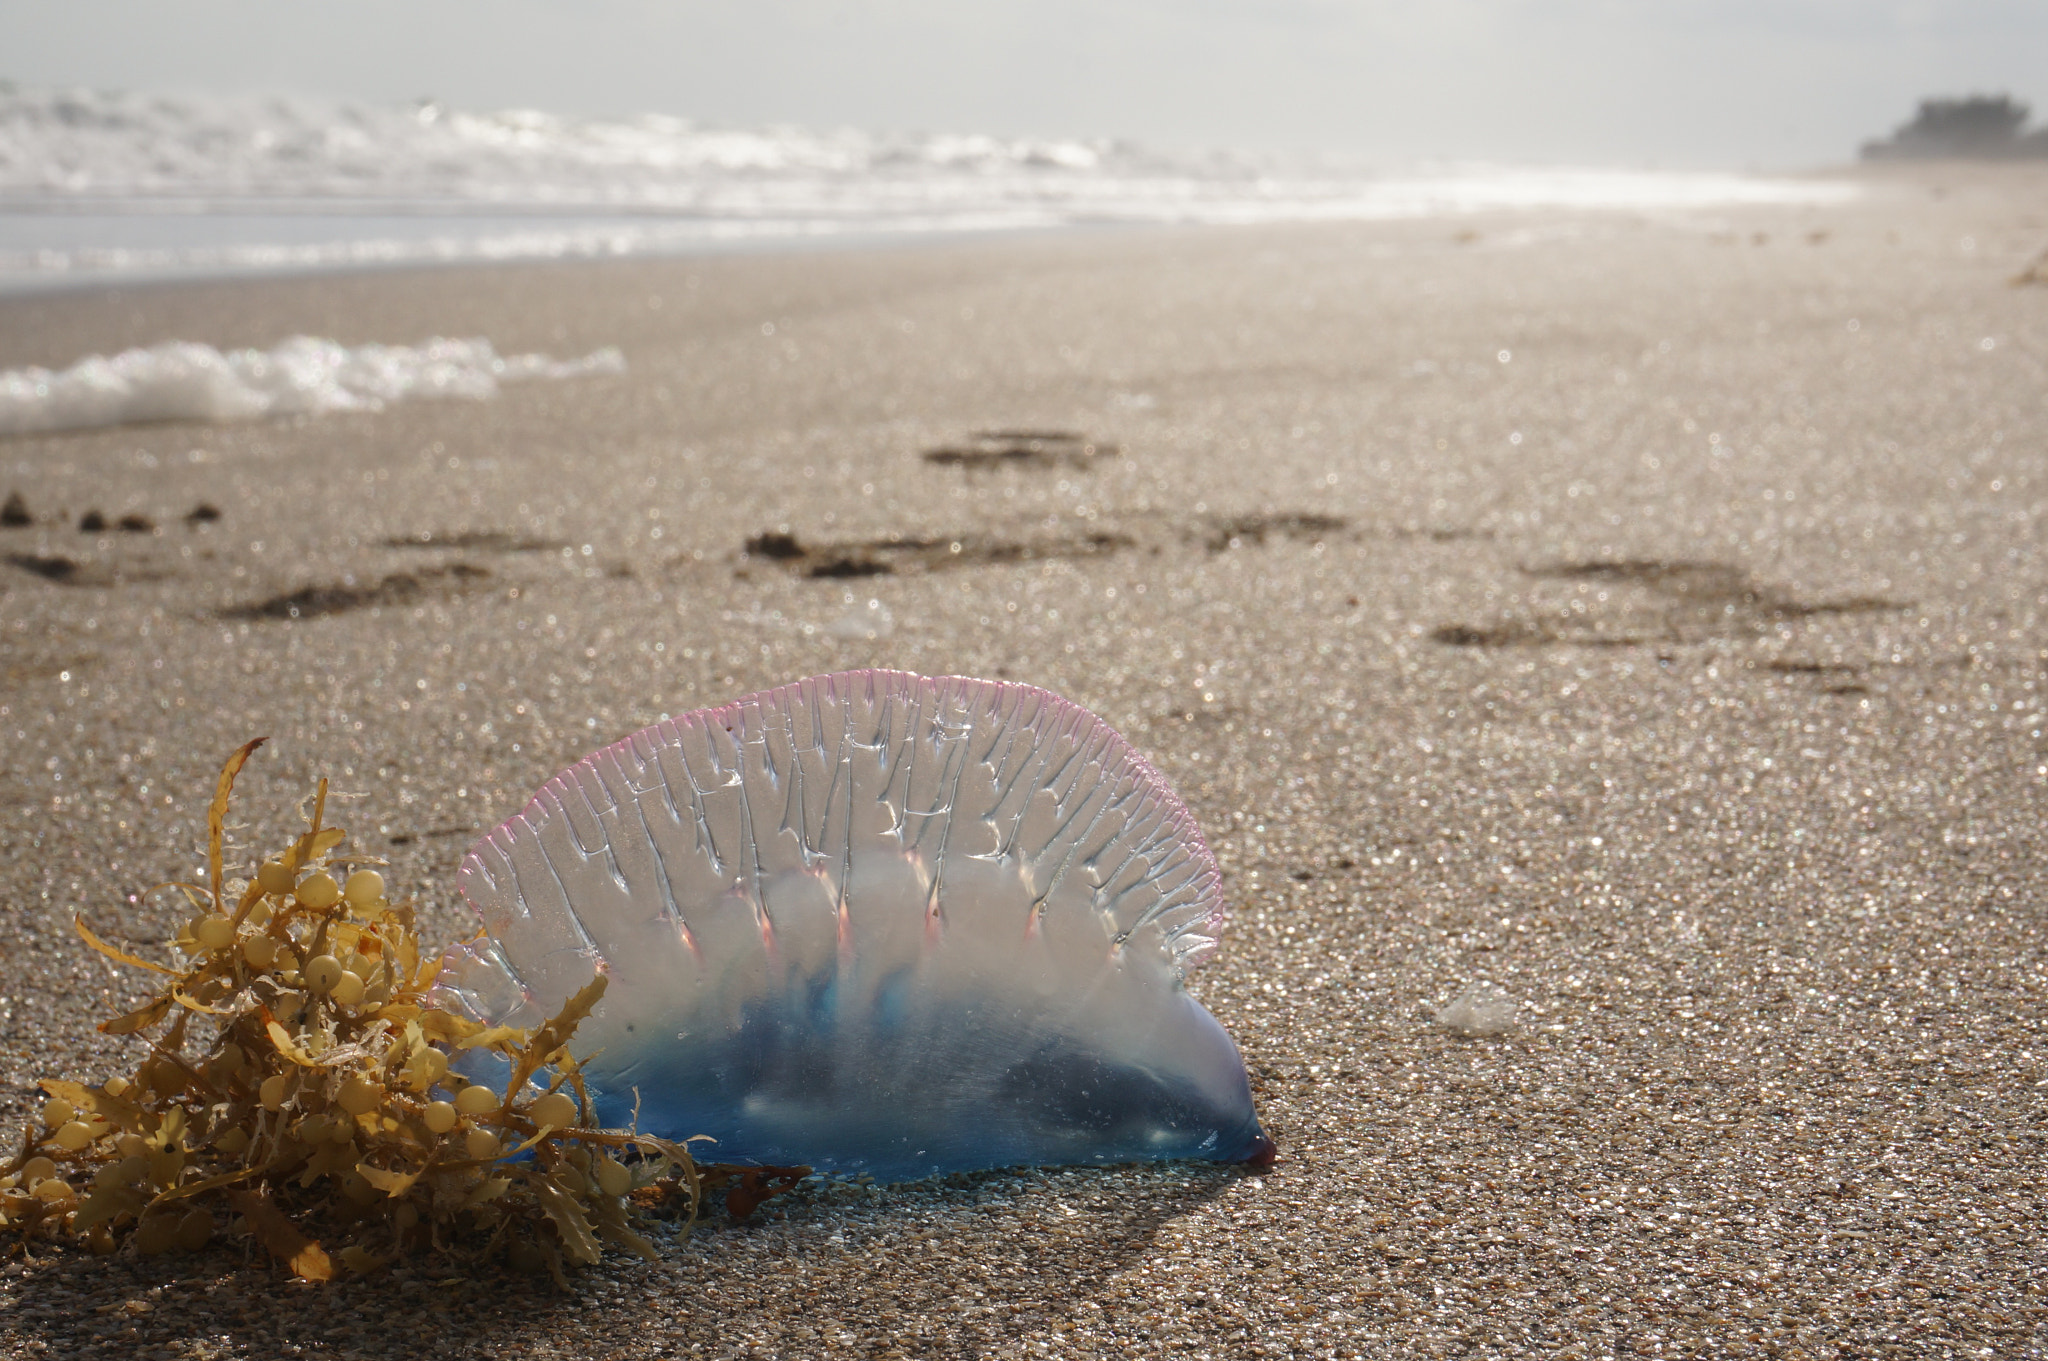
[0,85,1860,292]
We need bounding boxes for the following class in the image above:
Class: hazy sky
[6,0,2044,167]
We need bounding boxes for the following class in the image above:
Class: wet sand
[2,163,2047,1357]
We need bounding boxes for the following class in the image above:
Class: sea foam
[0,336,624,437]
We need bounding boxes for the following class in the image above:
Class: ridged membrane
[433,669,1269,1180]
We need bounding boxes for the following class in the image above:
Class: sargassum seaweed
[0,739,771,1282]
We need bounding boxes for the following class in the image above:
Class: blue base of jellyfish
[588,991,1269,1182]
[436,670,1274,1182]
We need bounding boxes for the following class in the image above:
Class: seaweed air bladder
[433,669,1275,1181]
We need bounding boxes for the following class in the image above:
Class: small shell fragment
[1435,981,1518,1037]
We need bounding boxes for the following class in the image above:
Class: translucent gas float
[433,669,1273,1181]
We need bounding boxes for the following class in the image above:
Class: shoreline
[0,159,1899,303]
[0,217,1087,302]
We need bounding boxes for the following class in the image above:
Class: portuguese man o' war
[431,669,1273,1181]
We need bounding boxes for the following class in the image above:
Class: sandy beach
[2,162,2046,1357]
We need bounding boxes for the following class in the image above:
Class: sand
[2,161,2046,1358]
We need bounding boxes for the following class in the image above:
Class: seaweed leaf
[286,826,346,872]
[171,987,228,1015]
[711,1165,809,1221]
[529,1173,602,1265]
[262,1016,318,1066]
[206,737,266,909]
[453,1024,526,1051]
[357,1165,419,1198]
[74,915,179,977]
[590,1193,660,1262]
[99,994,174,1036]
[37,1078,145,1131]
[231,1188,333,1281]
[70,1183,146,1235]
[148,1162,264,1205]
[506,972,607,1098]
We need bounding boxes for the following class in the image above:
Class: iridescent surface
[433,669,1269,1180]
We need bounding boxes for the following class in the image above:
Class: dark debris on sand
[742,531,807,561]
[921,429,1118,471]
[1202,512,1349,552]
[76,510,157,533]
[221,563,491,621]
[7,553,81,583]
[383,529,567,553]
[743,528,1135,579]
[1431,558,1911,649]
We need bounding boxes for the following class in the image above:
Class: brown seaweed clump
[0,739,712,1281]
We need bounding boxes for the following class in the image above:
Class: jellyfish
[432,669,1272,1181]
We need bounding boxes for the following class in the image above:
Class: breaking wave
[0,85,1861,287]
